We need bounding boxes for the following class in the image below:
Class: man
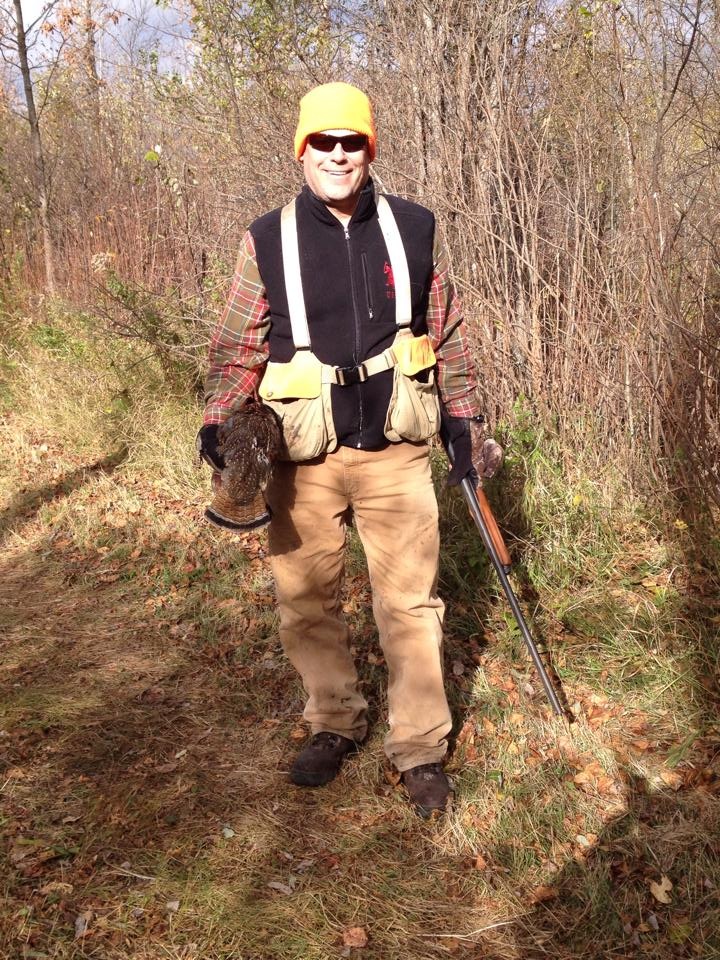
[199,82,502,817]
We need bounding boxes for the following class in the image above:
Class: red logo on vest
[384,261,395,299]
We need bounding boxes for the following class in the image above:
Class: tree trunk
[83,0,102,138]
[12,0,56,294]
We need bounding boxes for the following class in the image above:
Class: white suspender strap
[280,194,413,352]
[376,195,413,328]
[280,200,311,349]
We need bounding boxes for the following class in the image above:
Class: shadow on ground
[0,447,128,540]
[1,461,719,959]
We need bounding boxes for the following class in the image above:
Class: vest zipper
[344,224,363,447]
[361,252,374,321]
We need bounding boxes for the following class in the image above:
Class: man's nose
[330,142,348,160]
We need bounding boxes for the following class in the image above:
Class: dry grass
[1,317,720,959]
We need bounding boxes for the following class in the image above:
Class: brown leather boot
[401,762,452,817]
[290,732,357,787]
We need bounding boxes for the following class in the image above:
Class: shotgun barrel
[447,440,565,718]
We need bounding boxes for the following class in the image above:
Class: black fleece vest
[250,180,436,449]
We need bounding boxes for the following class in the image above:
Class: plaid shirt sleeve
[203,231,270,425]
[426,238,482,419]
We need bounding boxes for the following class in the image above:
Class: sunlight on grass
[0,305,718,959]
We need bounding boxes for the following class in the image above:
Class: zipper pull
[343,225,350,240]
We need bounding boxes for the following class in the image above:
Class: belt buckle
[337,363,367,386]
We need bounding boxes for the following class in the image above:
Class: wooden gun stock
[476,487,512,571]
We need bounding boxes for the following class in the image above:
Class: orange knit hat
[294,82,376,161]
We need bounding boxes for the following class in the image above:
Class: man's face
[301,129,370,217]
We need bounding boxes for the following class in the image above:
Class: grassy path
[1,417,719,959]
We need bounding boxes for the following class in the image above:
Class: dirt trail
[2,443,719,959]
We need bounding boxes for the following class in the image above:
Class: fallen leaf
[74,911,92,939]
[290,726,306,741]
[531,885,559,903]
[267,881,293,895]
[474,853,488,870]
[139,686,165,704]
[221,826,235,839]
[342,926,368,948]
[668,921,692,943]
[573,760,603,785]
[596,775,618,795]
[165,900,180,913]
[486,769,504,788]
[649,875,673,904]
[39,881,74,895]
[384,768,401,786]
[456,720,474,744]
[588,709,614,728]
[216,599,244,612]
[659,768,683,790]
[155,761,178,774]
[10,839,43,863]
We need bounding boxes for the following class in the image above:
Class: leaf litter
[1,417,719,958]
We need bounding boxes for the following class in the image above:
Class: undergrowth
[1,300,719,959]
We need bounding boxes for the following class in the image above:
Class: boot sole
[412,800,448,819]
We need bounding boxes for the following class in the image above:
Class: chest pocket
[259,349,334,461]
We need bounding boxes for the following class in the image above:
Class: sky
[11,0,191,78]
[19,0,53,29]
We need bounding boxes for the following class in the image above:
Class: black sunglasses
[307,133,368,154]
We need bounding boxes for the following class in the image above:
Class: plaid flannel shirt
[204,226,481,425]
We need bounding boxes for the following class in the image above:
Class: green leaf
[668,923,693,944]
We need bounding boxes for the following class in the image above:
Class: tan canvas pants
[266,441,451,772]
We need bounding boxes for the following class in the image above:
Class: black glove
[196,423,225,471]
[440,413,475,486]
[440,409,504,486]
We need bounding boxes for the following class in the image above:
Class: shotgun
[445,438,566,718]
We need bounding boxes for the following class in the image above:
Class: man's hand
[469,420,503,480]
[196,423,225,471]
[444,416,503,486]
